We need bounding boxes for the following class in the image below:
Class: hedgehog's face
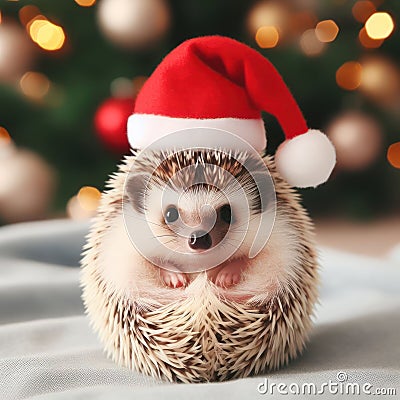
[141,183,240,255]
[154,185,232,252]
[124,149,275,273]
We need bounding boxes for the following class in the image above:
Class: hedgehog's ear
[252,172,275,213]
[125,173,152,213]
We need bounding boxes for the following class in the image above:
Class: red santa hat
[128,36,336,188]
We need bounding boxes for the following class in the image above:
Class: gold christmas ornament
[327,111,382,171]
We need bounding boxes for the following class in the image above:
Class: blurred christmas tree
[0,0,399,223]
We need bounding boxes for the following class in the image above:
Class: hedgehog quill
[81,36,336,383]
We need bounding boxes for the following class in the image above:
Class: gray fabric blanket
[0,220,399,399]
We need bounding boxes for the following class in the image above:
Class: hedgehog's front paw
[160,269,188,288]
[210,262,242,288]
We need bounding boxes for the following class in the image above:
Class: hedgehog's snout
[189,230,212,251]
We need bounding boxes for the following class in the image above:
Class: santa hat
[128,36,336,188]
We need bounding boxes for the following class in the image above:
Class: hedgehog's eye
[219,204,232,224]
[164,206,179,223]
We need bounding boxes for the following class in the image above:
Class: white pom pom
[275,129,336,188]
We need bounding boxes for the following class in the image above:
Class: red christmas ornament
[94,97,134,153]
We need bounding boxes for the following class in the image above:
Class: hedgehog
[80,147,318,383]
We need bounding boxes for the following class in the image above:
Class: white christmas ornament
[97,0,170,49]
[0,138,55,223]
[0,21,35,82]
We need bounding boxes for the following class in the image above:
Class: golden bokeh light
[75,0,96,6]
[67,196,95,220]
[336,61,362,90]
[29,19,65,51]
[387,142,400,169]
[19,5,40,26]
[247,1,289,40]
[327,112,382,171]
[360,57,400,105]
[352,1,376,23]
[255,26,279,49]
[20,72,50,100]
[26,15,46,35]
[315,20,339,43]
[358,27,383,48]
[77,186,101,211]
[299,29,325,57]
[0,127,11,143]
[365,12,394,40]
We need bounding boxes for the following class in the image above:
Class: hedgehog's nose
[189,230,212,250]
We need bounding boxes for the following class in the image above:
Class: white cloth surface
[0,219,399,400]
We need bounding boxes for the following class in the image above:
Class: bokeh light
[352,1,376,23]
[0,22,35,82]
[26,15,46,34]
[67,195,98,220]
[300,29,325,56]
[336,61,362,90]
[365,12,394,40]
[315,20,339,43]
[19,72,50,100]
[255,26,279,48]
[358,27,383,48]
[77,186,101,211]
[75,0,96,6]
[247,1,289,40]
[19,5,40,26]
[29,19,65,51]
[360,57,400,104]
[0,127,11,143]
[387,142,400,169]
[327,112,382,171]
